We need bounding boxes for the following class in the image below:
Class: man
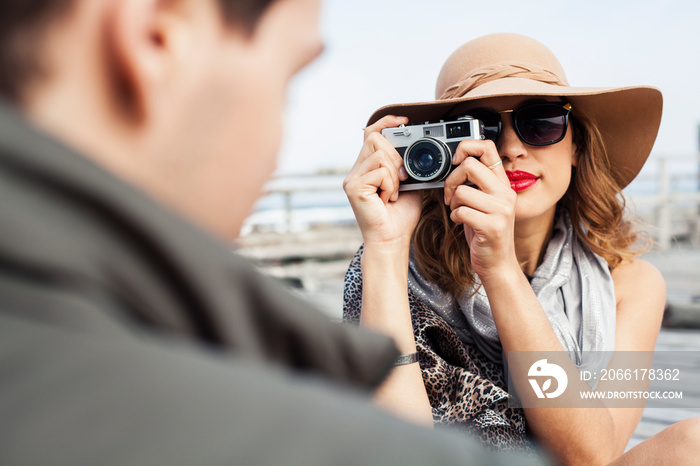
[0,0,544,464]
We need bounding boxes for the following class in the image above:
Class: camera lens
[404,138,451,182]
[417,152,435,170]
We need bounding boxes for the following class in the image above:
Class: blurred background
[244,0,700,236]
[278,0,699,174]
[237,0,700,314]
[233,0,700,445]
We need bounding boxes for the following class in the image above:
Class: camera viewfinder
[446,122,471,139]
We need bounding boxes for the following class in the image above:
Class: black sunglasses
[464,102,572,147]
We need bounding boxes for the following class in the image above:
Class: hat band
[439,62,566,100]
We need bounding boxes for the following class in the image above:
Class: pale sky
[276,0,700,176]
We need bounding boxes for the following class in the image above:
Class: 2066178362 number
[599,368,680,381]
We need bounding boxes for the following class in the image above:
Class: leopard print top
[342,245,535,453]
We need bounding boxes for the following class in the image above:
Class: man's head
[1,0,324,238]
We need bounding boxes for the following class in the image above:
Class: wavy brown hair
[412,106,650,298]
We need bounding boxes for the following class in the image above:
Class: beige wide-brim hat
[367,33,663,190]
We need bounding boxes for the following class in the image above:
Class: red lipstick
[506,170,539,192]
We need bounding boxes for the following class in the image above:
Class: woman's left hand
[442,139,518,281]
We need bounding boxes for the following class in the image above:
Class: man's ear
[102,0,193,124]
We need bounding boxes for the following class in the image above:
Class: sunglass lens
[516,104,567,145]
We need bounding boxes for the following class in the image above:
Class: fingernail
[391,191,399,202]
[399,166,408,180]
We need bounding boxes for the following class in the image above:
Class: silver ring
[487,160,503,170]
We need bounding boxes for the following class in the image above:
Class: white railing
[625,156,700,249]
[241,168,352,235]
[244,156,700,250]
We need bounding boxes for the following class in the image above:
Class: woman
[343,33,699,463]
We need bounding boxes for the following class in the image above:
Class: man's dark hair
[217,0,278,35]
[0,0,277,104]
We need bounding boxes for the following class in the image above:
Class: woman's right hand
[343,115,423,250]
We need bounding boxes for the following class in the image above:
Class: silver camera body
[381,116,485,191]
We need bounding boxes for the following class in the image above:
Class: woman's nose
[497,114,527,162]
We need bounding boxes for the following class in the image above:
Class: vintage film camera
[382,116,485,191]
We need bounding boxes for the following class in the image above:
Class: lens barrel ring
[403,137,452,182]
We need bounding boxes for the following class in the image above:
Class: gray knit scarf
[408,210,616,373]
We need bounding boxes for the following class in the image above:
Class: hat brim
[367,79,662,189]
